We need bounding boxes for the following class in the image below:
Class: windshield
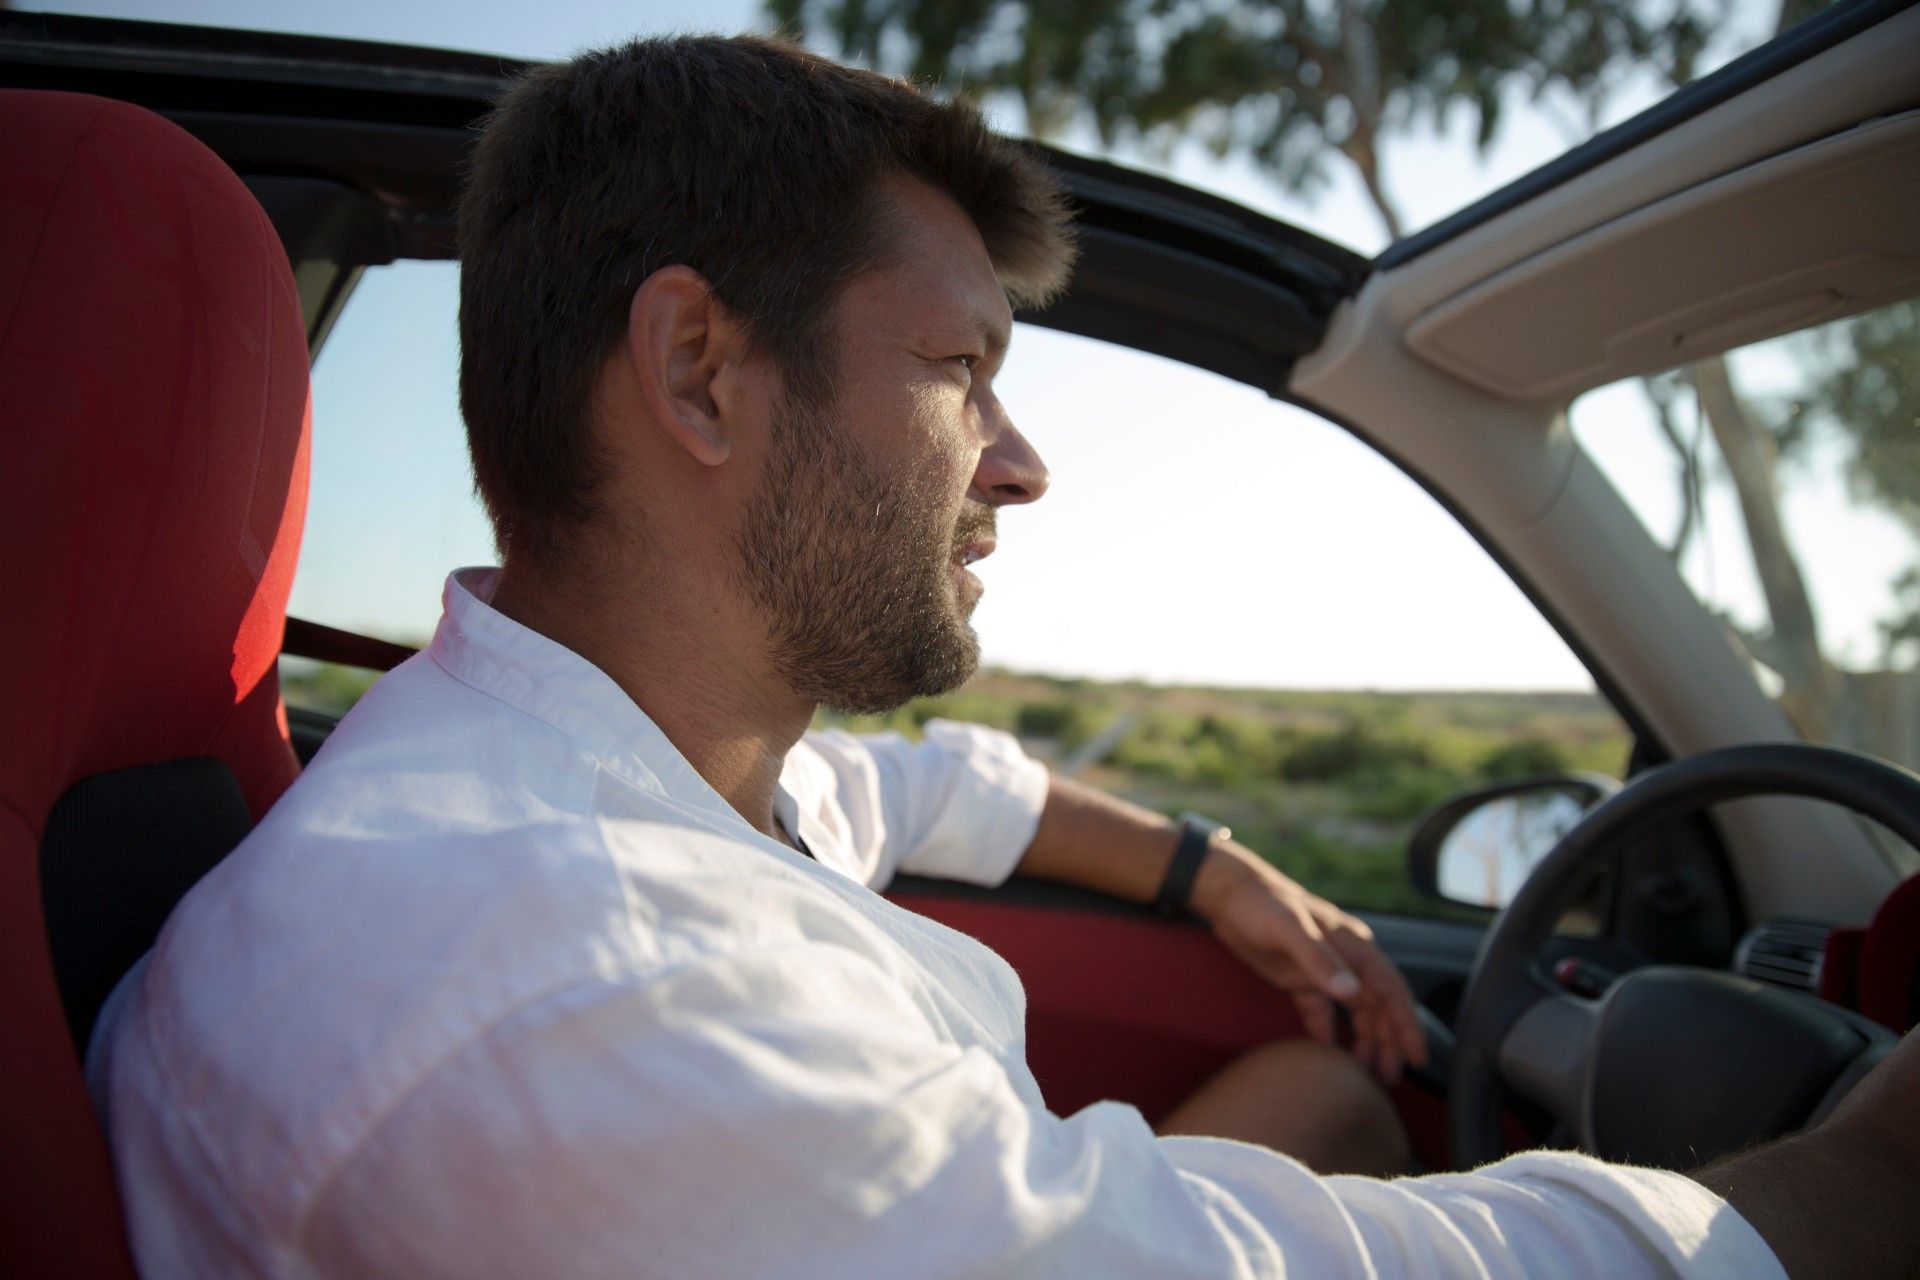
[1570,298,1920,865]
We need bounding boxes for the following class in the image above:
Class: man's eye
[950,354,978,371]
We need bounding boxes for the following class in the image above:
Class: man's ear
[626,265,743,467]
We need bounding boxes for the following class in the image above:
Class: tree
[1633,0,1916,757]
[769,0,1717,240]
[1702,299,1920,756]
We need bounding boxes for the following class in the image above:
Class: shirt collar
[426,567,754,836]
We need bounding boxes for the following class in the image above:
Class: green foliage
[775,0,1728,235]
[1343,766,1463,822]
[1013,696,1106,748]
[1279,721,1430,782]
[1793,302,1920,536]
[819,670,1625,918]
[1261,828,1441,918]
[1476,736,1571,780]
[279,660,380,717]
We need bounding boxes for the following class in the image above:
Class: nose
[970,401,1049,506]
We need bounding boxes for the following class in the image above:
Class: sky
[33,0,1910,692]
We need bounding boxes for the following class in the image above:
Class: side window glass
[1569,301,1920,875]
[826,326,1632,917]
[282,262,494,713]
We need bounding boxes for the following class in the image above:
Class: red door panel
[891,890,1461,1169]
[890,893,1305,1123]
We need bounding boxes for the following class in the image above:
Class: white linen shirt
[89,568,1784,1280]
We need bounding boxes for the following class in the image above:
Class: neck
[488,553,811,839]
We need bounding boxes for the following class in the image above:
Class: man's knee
[1161,1038,1411,1176]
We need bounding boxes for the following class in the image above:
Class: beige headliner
[1294,4,1920,923]
[1409,110,1920,402]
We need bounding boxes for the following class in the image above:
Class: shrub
[1477,738,1571,780]
[1344,766,1465,821]
[1013,697,1105,749]
[1280,722,1433,783]
[1108,735,1190,780]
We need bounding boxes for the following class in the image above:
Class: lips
[957,538,996,568]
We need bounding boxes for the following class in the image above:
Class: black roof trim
[0,10,522,99]
[1377,0,1919,271]
[0,10,1369,393]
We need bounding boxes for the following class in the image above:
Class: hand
[1189,842,1428,1084]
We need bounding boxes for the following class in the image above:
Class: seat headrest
[0,88,310,831]
[0,89,311,1278]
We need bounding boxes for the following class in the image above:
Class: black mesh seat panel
[40,758,253,1052]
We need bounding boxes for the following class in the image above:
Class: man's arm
[1692,1027,1920,1280]
[291,934,1787,1280]
[815,721,1422,1078]
[1015,774,1427,1082]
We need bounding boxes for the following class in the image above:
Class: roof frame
[0,11,1368,393]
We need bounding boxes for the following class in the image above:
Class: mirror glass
[1434,786,1592,910]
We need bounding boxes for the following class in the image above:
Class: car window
[1568,299,1920,875]
[287,265,1633,918]
[281,262,494,711]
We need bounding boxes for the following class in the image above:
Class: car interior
[3,1,1918,1274]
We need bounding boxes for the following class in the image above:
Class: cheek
[899,383,977,493]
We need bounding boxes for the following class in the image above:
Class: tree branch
[1640,376,1702,563]
[1690,355,1841,737]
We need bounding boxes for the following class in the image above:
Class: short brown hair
[457,34,1076,563]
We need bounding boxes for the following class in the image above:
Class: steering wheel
[1450,743,1906,1171]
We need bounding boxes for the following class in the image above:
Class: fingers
[1270,903,1364,1003]
[1211,871,1431,1083]
[1319,912,1428,1081]
[1274,910,1410,1084]
[1365,1003,1403,1083]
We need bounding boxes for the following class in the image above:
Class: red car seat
[1821,873,1920,1034]
[0,91,310,1276]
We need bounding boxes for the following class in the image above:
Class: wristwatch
[1153,812,1230,917]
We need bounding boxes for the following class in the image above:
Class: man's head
[459,35,1076,713]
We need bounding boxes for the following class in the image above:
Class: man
[90,33,1917,1280]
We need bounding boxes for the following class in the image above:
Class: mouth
[956,538,996,569]
[952,537,995,600]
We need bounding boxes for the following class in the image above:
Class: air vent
[1733,918,1833,993]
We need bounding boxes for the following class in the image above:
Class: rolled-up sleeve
[797,719,1049,890]
[296,941,1784,1280]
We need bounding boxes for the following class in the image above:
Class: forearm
[1012,774,1248,918]
[1690,1023,1920,1280]
[1016,776,1427,1078]
[1693,1129,1920,1280]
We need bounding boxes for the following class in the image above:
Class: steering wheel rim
[1449,742,1915,1171]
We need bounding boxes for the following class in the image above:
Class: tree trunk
[1691,355,1843,739]
[1334,0,1404,242]
[1342,128,1405,242]
[1851,667,1920,766]
[1641,376,1702,562]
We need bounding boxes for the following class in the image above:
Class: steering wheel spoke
[1497,988,1599,1135]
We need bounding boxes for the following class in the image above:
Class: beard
[734,383,991,716]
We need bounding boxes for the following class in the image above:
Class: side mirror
[1407,775,1620,912]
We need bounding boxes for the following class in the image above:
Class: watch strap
[1153,819,1214,917]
